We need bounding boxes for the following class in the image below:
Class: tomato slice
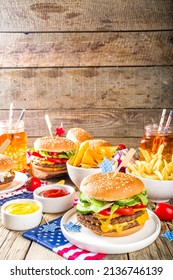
[40,189,69,198]
[48,152,60,156]
[115,206,134,216]
[31,151,43,158]
[99,208,111,216]
[133,203,147,209]
[46,157,67,163]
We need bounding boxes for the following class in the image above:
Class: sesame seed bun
[80,172,145,201]
[34,136,76,153]
[0,154,15,172]
[84,139,112,150]
[66,128,93,144]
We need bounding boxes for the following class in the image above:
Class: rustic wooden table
[0,175,173,260]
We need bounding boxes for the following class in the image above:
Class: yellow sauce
[5,202,40,215]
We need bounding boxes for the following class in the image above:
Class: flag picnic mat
[22,217,106,260]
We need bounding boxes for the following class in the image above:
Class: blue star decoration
[160,230,173,241]
[63,222,81,232]
[41,223,59,233]
[98,156,114,174]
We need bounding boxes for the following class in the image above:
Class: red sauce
[39,189,69,198]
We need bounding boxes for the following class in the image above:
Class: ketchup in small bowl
[39,188,69,198]
[33,184,75,213]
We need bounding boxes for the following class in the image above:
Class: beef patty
[77,210,145,234]
[0,173,15,185]
[34,162,66,169]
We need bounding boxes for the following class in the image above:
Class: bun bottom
[87,224,144,237]
[31,162,67,180]
[0,181,14,190]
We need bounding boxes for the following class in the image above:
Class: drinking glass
[0,120,27,171]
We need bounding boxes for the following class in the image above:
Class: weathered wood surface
[0,32,173,67]
[0,108,170,148]
[0,108,167,139]
[0,175,172,260]
[0,67,173,110]
[0,0,173,32]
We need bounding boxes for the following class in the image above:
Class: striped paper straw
[164,110,173,131]
[158,109,166,132]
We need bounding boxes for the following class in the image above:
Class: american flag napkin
[22,218,106,260]
[0,187,33,206]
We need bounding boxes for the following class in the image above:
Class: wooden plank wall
[0,0,173,148]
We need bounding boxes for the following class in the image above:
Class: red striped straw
[158,109,166,132]
[164,110,173,131]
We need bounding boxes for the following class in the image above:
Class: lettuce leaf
[29,148,75,159]
[76,191,148,215]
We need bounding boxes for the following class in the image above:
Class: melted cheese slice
[95,209,149,233]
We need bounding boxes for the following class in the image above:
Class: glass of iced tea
[0,120,27,171]
[140,124,173,162]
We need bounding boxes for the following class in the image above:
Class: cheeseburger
[0,154,15,190]
[30,136,76,179]
[76,172,149,237]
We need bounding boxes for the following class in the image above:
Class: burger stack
[76,172,149,237]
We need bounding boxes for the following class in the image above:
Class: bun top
[0,154,15,171]
[66,128,93,144]
[80,172,145,201]
[34,137,76,152]
[84,139,112,149]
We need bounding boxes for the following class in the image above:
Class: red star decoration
[56,127,65,137]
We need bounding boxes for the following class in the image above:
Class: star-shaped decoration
[98,156,114,174]
[63,222,81,232]
[56,127,65,137]
[160,230,173,241]
[41,223,59,233]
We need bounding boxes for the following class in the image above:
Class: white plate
[61,208,161,254]
[0,172,28,194]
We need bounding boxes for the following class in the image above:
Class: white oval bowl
[1,199,43,231]
[66,161,102,188]
[33,184,75,213]
[127,170,173,203]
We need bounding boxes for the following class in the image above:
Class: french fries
[127,144,173,180]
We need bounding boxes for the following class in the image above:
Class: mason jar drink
[140,124,158,160]
[0,120,27,171]
[140,124,173,162]
[154,127,173,162]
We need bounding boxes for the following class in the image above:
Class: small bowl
[33,184,75,213]
[1,199,43,231]
[127,170,173,203]
[66,161,101,188]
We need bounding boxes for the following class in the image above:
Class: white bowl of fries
[127,144,173,202]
